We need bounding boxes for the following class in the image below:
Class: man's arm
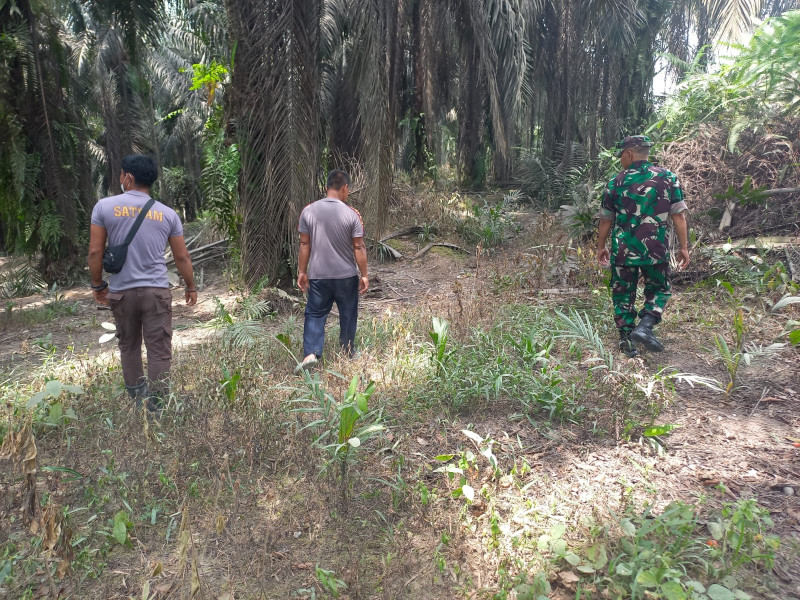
[353,236,369,294]
[597,218,613,267]
[88,224,109,305]
[168,235,197,305]
[298,232,311,293]
[670,212,690,270]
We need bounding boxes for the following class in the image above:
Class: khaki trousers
[108,287,173,392]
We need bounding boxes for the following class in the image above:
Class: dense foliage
[0,0,797,282]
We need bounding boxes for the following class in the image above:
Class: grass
[4,297,79,327]
[0,197,796,599]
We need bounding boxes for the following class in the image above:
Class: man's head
[615,135,653,168]
[326,169,350,202]
[120,154,158,192]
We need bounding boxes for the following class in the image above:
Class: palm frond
[553,309,615,372]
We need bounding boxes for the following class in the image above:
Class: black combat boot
[619,329,639,358]
[630,314,664,353]
[126,381,148,409]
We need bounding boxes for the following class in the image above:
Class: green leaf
[338,406,359,444]
[661,580,688,600]
[590,544,608,569]
[434,454,455,462]
[575,564,596,574]
[733,591,752,600]
[789,328,800,346]
[620,519,637,537]
[707,585,736,600]
[551,539,567,555]
[685,580,706,594]
[433,465,464,475]
[113,511,129,545]
[48,403,63,422]
[26,390,48,409]
[355,393,368,413]
[564,553,581,566]
[362,381,376,398]
[44,380,63,397]
[708,521,724,540]
[636,569,660,588]
[642,424,677,437]
[771,295,800,312]
[614,563,633,577]
[549,523,566,539]
[99,332,117,344]
[721,576,738,590]
[41,466,84,479]
[513,583,534,600]
[346,375,359,401]
[461,429,483,444]
[461,484,475,501]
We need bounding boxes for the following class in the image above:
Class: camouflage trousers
[610,263,671,331]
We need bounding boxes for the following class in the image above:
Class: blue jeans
[303,276,359,358]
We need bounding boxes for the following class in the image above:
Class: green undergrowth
[0,277,787,598]
[487,497,779,600]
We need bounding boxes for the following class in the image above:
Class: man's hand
[597,247,610,267]
[359,276,369,295]
[185,290,198,306]
[93,288,109,306]
[298,272,309,293]
[677,248,690,271]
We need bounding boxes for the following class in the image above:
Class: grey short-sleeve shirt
[298,198,365,279]
[91,190,183,291]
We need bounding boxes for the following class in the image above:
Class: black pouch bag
[103,197,156,274]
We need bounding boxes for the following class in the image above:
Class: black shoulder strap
[123,197,157,246]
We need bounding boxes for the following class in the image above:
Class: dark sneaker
[630,315,664,353]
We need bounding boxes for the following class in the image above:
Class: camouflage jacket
[598,160,688,266]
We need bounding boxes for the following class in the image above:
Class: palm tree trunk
[226,0,322,286]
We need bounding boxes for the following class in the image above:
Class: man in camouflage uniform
[597,135,690,357]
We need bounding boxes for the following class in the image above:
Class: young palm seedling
[714,309,786,397]
[291,372,384,512]
[429,316,453,375]
[714,309,747,396]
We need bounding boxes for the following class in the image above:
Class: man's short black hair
[326,169,350,191]
[121,154,158,188]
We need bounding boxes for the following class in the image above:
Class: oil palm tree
[0,0,92,272]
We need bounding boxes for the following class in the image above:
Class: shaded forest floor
[1,194,799,600]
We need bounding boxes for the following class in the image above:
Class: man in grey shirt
[88,155,197,411]
[296,169,368,372]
